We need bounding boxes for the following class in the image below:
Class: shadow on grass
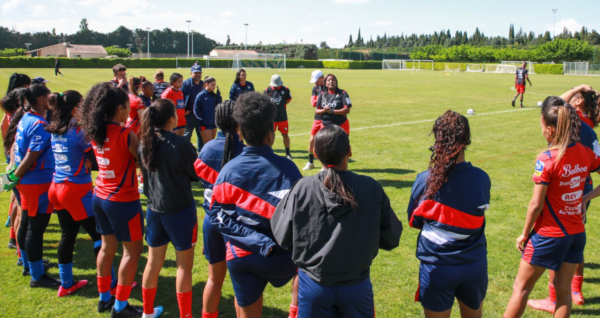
[582,277,600,284]
[354,168,415,175]
[376,179,414,189]
[584,263,600,270]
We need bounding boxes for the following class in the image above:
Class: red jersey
[92,123,139,202]
[532,143,600,237]
[577,110,594,128]
[125,93,146,134]
[161,87,186,127]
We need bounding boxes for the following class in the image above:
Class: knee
[512,281,533,296]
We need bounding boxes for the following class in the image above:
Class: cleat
[302,162,314,170]
[111,303,143,318]
[286,154,293,160]
[98,296,116,313]
[527,298,555,314]
[30,273,61,288]
[512,100,515,107]
[58,280,88,297]
[8,238,17,249]
[572,291,585,305]
[110,281,138,296]
[142,306,163,318]
[5,215,10,227]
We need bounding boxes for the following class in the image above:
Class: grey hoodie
[271,170,402,286]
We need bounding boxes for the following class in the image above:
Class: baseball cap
[270,74,283,87]
[191,65,202,73]
[33,77,49,83]
[310,70,323,83]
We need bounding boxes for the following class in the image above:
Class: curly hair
[80,82,129,148]
[138,98,176,172]
[574,91,600,127]
[215,100,238,167]
[45,90,83,135]
[541,96,581,162]
[424,110,471,200]
[233,92,276,146]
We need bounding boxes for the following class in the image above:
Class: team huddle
[0,64,599,318]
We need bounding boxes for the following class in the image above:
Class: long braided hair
[541,96,581,162]
[215,100,239,168]
[424,110,471,200]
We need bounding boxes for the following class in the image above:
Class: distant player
[110,64,129,92]
[512,62,532,108]
[229,69,255,101]
[181,64,205,151]
[315,74,352,135]
[194,77,222,144]
[125,76,147,135]
[152,69,169,101]
[139,81,154,107]
[303,70,325,170]
[264,74,293,159]
[161,73,186,136]
[55,59,63,77]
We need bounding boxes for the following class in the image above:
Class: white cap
[310,70,323,83]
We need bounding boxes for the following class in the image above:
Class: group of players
[0,63,599,318]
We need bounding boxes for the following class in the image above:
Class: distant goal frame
[382,59,435,71]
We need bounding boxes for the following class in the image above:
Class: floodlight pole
[552,9,557,41]
[244,23,249,50]
[186,20,191,58]
[191,30,194,58]
[147,27,151,58]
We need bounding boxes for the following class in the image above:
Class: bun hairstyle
[541,96,581,162]
[215,100,238,167]
[45,90,83,135]
[138,98,176,172]
[80,82,129,148]
[154,69,165,81]
[314,125,357,210]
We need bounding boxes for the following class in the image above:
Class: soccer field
[1,68,600,317]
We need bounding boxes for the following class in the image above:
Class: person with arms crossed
[181,64,205,151]
[194,77,222,144]
[229,69,255,101]
[512,62,532,108]
[264,74,293,159]
[303,70,325,170]
[315,74,351,136]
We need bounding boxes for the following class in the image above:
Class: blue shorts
[202,214,226,264]
[12,187,21,206]
[522,231,586,271]
[173,125,186,131]
[417,258,488,312]
[92,195,144,242]
[146,205,198,251]
[227,252,297,307]
[298,270,374,318]
[201,125,217,131]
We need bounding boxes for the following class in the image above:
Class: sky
[1,0,598,49]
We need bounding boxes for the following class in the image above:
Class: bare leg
[458,300,483,318]
[203,261,227,313]
[142,244,168,289]
[503,260,546,318]
[282,133,290,149]
[554,262,578,318]
[118,239,143,286]
[175,246,195,293]
[201,129,214,144]
[97,234,118,277]
[237,294,263,318]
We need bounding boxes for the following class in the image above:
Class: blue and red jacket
[407,162,490,265]
[211,145,302,260]
[194,131,245,217]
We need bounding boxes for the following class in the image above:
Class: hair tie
[59,93,63,97]
[326,165,335,168]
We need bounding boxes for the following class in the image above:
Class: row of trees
[0,18,219,55]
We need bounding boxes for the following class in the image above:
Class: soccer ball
[537,101,543,107]
[467,109,474,116]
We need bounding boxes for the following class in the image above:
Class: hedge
[532,64,564,74]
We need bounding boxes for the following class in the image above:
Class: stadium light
[186,20,191,59]
[244,23,249,50]
[191,30,195,58]
[552,9,558,41]
[25,43,31,51]
[127,44,133,51]
[147,27,151,59]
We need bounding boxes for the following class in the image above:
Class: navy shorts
[522,231,586,271]
[201,125,217,131]
[92,195,144,242]
[202,214,226,264]
[146,205,198,251]
[227,252,297,307]
[298,270,374,318]
[417,258,488,312]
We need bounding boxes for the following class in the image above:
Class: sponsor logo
[534,160,545,177]
[56,165,71,172]
[561,190,582,202]
[271,96,283,104]
[562,164,588,177]
[54,154,68,162]
[99,170,115,179]
[52,136,68,142]
[593,140,600,157]
[97,157,110,166]
[560,176,582,189]
[560,204,582,215]
[346,97,351,104]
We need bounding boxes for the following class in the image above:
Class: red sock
[202,310,219,318]
[9,227,15,239]
[17,246,21,258]
[289,304,298,318]
[97,275,112,293]
[572,275,583,293]
[177,291,192,318]
[549,283,556,303]
[142,287,157,315]
[116,284,133,302]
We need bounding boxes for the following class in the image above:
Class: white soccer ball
[467,109,474,115]
[537,101,543,107]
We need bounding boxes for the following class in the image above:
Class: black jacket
[271,170,402,286]
[139,130,200,213]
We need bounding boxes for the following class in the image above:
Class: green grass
[1,68,600,317]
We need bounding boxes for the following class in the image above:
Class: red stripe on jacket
[411,200,484,230]
[211,182,275,219]
[194,159,219,184]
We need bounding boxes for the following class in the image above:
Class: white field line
[510,86,551,96]
[289,107,537,137]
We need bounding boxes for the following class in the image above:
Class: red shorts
[274,121,289,134]
[48,182,94,221]
[176,109,186,127]
[310,120,350,136]
[16,183,54,217]
[515,84,526,93]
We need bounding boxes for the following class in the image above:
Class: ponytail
[45,90,83,135]
[3,88,27,153]
[129,76,145,95]
[215,100,238,167]
[138,98,176,172]
[314,125,357,210]
[7,73,31,94]
[541,96,580,162]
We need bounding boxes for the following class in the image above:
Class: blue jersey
[579,122,599,194]
[408,162,490,265]
[51,125,93,184]
[229,82,255,101]
[211,145,302,259]
[14,111,55,184]
[139,93,152,107]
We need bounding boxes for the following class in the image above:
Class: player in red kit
[512,62,532,108]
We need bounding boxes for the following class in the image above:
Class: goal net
[382,59,434,71]
[466,64,484,72]
[445,64,461,73]
[501,61,537,74]
[563,62,589,76]
[232,53,286,70]
[485,64,517,74]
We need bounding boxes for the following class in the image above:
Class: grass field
[1,68,600,317]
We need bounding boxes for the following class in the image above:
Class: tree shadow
[354,168,415,175]
[585,263,600,270]
[376,179,415,189]
[582,277,600,284]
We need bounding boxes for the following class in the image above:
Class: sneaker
[5,215,10,227]
[302,162,314,171]
[286,154,293,160]
[111,303,143,318]
[110,281,138,296]
[512,100,515,107]
[527,298,555,313]
[573,291,585,305]
[58,280,88,297]
[98,296,116,313]
[142,306,163,318]
[520,104,524,108]
[8,238,17,249]
[30,273,61,288]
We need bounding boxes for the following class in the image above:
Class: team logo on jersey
[562,190,583,202]
[534,160,545,177]
[271,96,283,104]
[346,97,351,104]
[593,140,600,157]
[560,176,582,189]
[31,135,43,145]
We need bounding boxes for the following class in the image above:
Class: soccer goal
[466,64,484,72]
[382,59,434,71]
[485,64,517,74]
[445,64,461,73]
[501,61,537,74]
[232,53,286,70]
[563,62,589,76]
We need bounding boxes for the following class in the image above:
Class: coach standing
[181,64,205,151]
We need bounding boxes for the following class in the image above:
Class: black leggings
[17,212,52,263]
[56,210,101,264]
[55,68,62,76]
